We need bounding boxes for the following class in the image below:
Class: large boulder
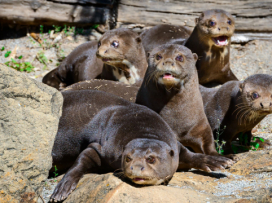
[43,149,272,202]
[0,64,63,203]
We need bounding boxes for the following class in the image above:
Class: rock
[0,63,63,203]
[42,149,272,202]
[63,174,238,203]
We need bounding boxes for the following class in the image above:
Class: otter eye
[146,156,155,164]
[126,156,132,163]
[210,20,216,26]
[111,41,119,48]
[98,41,101,48]
[156,54,162,60]
[175,55,183,62]
[252,92,259,99]
[227,20,232,25]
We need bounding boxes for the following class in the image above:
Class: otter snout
[260,101,272,111]
[162,58,175,67]
[130,164,145,175]
[96,49,107,58]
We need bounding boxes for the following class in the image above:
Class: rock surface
[0,63,63,203]
[43,150,272,203]
[1,31,272,203]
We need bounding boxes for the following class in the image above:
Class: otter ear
[192,53,198,61]
[195,12,204,25]
[195,18,199,25]
[135,37,142,44]
[239,82,244,92]
[169,150,174,157]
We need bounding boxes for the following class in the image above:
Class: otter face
[239,74,272,118]
[96,28,142,72]
[148,44,198,90]
[122,139,178,185]
[195,9,235,48]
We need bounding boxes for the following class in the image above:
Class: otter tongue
[215,36,228,46]
[163,73,174,79]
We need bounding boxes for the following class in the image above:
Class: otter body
[43,28,148,90]
[140,9,237,85]
[200,74,272,154]
[51,90,234,202]
[42,41,103,90]
[136,44,234,160]
[63,79,139,102]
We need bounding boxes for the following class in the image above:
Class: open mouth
[161,73,177,80]
[102,58,113,62]
[133,177,150,182]
[212,36,229,46]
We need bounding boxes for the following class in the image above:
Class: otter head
[238,74,272,120]
[147,44,198,90]
[96,28,144,84]
[195,9,235,48]
[122,139,178,185]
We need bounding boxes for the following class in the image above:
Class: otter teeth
[217,39,228,46]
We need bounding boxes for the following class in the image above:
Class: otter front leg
[177,142,234,172]
[185,124,220,156]
[50,143,102,202]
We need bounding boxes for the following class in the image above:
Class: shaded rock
[0,63,63,202]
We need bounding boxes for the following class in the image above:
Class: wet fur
[140,9,237,85]
[43,28,147,90]
[200,74,272,154]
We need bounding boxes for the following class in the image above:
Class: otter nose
[218,27,221,31]
[163,58,174,66]
[131,164,145,173]
[260,102,271,109]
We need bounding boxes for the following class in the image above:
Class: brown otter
[140,9,238,85]
[43,28,147,90]
[50,90,233,202]
[136,44,235,159]
[42,41,103,90]
[200,74,272,154]
[63,79,139,102]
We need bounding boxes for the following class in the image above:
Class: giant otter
[50,90,233,202]
[200,74,272,154]
[43,28,147,90]
[136,44,235,159]
[140,9,238,85]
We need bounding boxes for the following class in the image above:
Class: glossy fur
[200,74,272,154]
[51,90,234,202]
[136,44,235,161]
[63,79,139,102]
[140,9,237,85]
[43,28,147,90]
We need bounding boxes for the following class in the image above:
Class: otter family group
[43,9,272,202]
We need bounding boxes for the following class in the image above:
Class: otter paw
[200,155,234,172]
[50,176,79,202]
[223,154,239,161]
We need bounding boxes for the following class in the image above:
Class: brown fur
[140,9,237,85]
[43,28,147,90]
[42,41,103,90]
[63,79,139,102]
[96,28,148,86]
[50,90,233,202]
[200,74,272,154]
[136,44,235,161]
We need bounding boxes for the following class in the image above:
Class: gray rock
[0,63,63,202]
